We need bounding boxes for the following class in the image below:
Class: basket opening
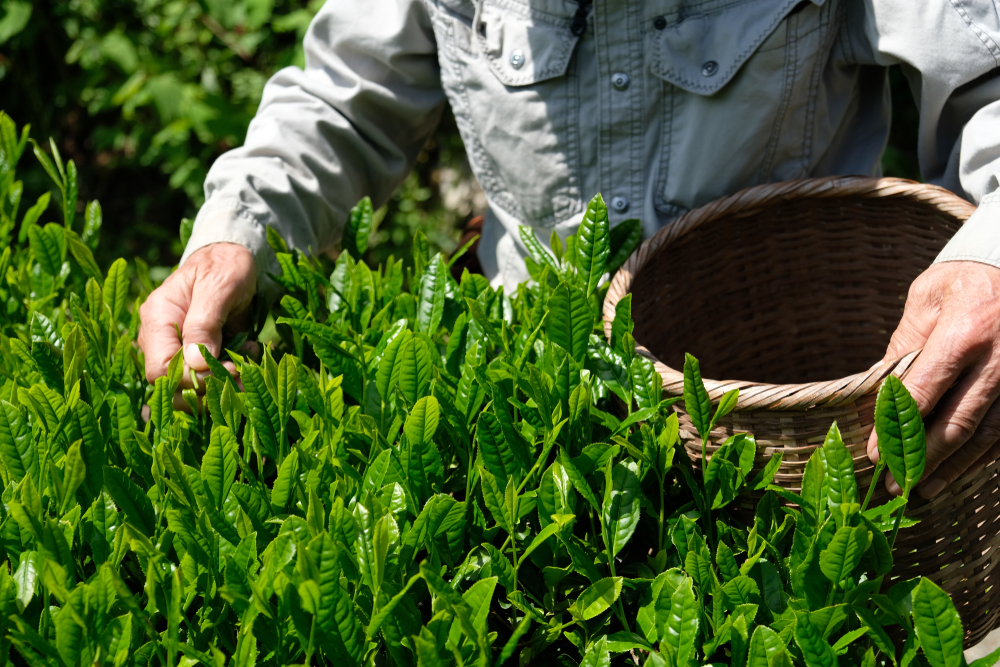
[628,195,961,385]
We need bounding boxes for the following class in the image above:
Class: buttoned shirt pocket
[428,0,583,228]
[648,0,836,212]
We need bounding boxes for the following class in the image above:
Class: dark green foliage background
[0,0,483,272]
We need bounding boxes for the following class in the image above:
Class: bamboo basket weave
[603,176,1000,648]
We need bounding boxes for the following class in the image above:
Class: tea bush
[0,115,994,667]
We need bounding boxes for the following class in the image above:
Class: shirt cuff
[180,198,282,304]
[934,192,1000,269]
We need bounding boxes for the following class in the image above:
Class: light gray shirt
[181,0,1000,293]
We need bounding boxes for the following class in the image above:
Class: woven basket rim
[602,176,977,411]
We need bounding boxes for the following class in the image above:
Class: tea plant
[0,114,996,667]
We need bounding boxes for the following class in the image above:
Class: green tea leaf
[610,293,634,355]
[0,401,34,482]
[13,551,41,612]
[547,282,591,363]
[60,441,86,514]
[310,532,365,664]
[682,353,712,440]
[852,605,898,665]
[517,522,563,567]
[518,225,558,271]
[29,224,62,277]
[607,218,642,273]
[819,524,869,584]
[66,230,104,287]
[480,467,513,532]
[630,355,662,411]
[559,449,601,512]
[822,422,859,508]
[578,193,610,296]
[242,360,280,458]
[875,375,926,496]
[911,578,963,667]
[405,396,440,447]
[602,461,641,557]
[103,466,156,536]
[968,644,1000,667]
[712,388,739,427]
[397,337,432,405]
[660,576,699,667]
[574,577,622,620]
[477,410,523,481]
[417,255,447,335]
[747,626,788,667]
[18,192,50,245]
[793,611,838,667]
[581,636,610,667]
[103,258,129,323]
[343,196,373,259]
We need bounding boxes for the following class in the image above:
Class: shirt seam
[440,25,527,223]
[597,0,613,198]
[482,0,575,22]
[799,0,841,175]
[200,197,269,227]
[650,0,800,93]
[655,84,675,214]
[627,0,644,214]
[475,4,578,85]
[948,0,1000,67]
[758,11,798,182]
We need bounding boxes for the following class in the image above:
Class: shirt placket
[591,0,646,223]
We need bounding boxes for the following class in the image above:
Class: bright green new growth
[0,115,974,667]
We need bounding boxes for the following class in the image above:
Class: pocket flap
[650,0,821,95]
[475,0,579,87]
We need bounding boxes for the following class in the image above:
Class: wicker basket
[603,176,1000,648]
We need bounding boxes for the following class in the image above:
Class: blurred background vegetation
[0,0,485,276]
[0,0,917,274]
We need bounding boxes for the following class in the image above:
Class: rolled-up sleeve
[859,0,1000,268]
[181,0,447,290]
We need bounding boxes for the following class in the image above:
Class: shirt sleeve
[181,0,446,293]
[855,0,1000,268]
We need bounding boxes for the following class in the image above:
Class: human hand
[868,260,1000,498]
[137,243,256,402]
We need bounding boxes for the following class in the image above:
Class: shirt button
[653,16,667,30]
[611,72,630,91]
[510,49,525,69]
[701,60,719,77]
[611,196,630,213]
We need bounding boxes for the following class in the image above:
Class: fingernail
[887,476,901,496]
[184,344,209,371]
[922,478,946,498]
[869,447,880,463]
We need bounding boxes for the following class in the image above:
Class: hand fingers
[870,311,974,469]
[182,283,254,372]
[137,271,193,383]
[963,439,1000,480]
[923,363,998,466]
[883,369,996,497]
[176,361,240,392]
[868,290,940,464]
[178,244,256,371]
[918,391,1000,498]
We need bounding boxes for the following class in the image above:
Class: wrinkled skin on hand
[137,243,257,409]
[869,260,1000,498]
